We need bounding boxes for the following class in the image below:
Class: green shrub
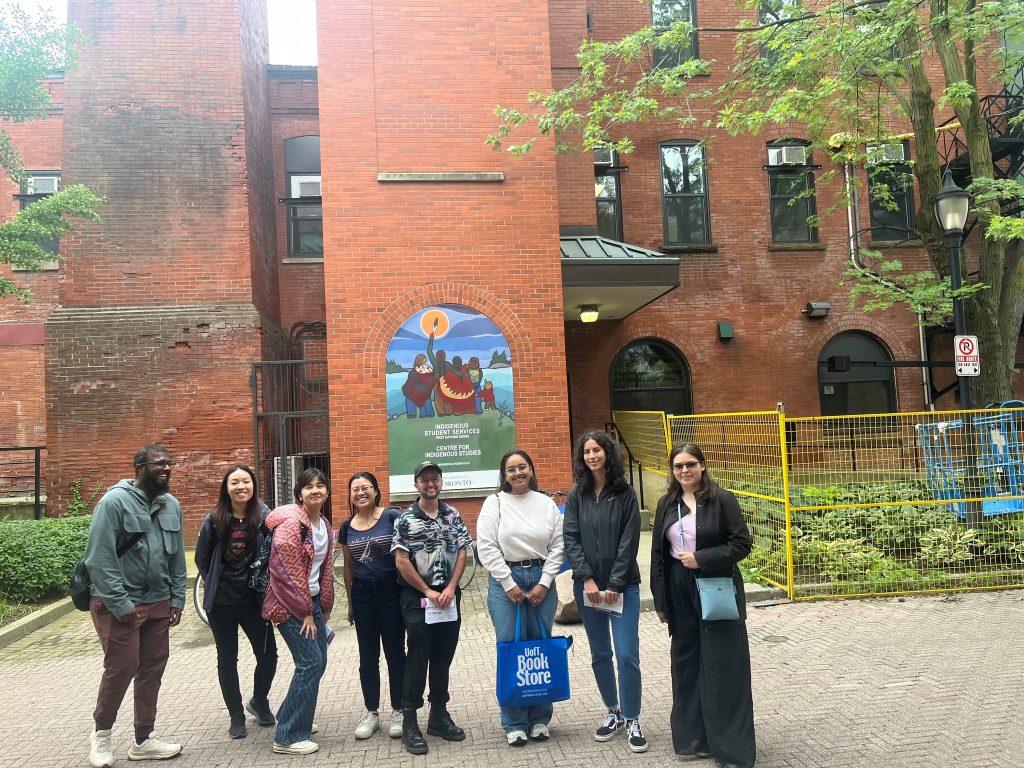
[0,515,92,601]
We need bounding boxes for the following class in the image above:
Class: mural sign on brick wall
[386,304,515,495]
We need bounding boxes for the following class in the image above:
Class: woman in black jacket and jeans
[563,429,647,754]
[195,465,278,739]
[650,443,755,768]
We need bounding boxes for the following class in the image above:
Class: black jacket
[194,502,270,614]
[650,488,752,621]
[563,482,641,591]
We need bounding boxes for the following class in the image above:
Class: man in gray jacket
[85,445,187,767]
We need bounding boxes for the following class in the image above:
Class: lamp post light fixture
[931,171,972,410]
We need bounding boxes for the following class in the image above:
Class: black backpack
[68,532,145,611]
[247,522,307,594]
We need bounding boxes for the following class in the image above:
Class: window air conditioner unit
[272,455,304,508]
[27,176,59,194]
[779,145,807,165]
[593,147,615,167]
[867,143,906,165]
[290,175,322,198]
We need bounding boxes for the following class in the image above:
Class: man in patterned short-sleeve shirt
[391,461,471,755]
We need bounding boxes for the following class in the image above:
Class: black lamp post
[932,171,972,410]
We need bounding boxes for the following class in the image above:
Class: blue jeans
[573,581,642,720]
[487,565,557,734]
[274,600,328,745]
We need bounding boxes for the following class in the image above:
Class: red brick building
[1,1,1019,537]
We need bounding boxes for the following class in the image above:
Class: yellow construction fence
[612,407,1024,600]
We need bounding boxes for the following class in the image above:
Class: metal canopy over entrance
[560,236,680,321]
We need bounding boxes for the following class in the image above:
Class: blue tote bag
[496,604,573,707]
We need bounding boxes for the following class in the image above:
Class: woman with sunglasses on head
[338,472,406,741]
[563,429,647,754]
[476,449,564,747]
[261,467,335,756]
[650,443,755,768]
[195,465,278,739]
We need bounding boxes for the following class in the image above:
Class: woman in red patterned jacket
[261,467,335,756]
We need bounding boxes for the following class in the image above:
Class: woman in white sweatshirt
[477,449,564,747]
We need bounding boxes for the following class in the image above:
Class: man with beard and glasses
[84,445,187,767]
[391,461,472,755]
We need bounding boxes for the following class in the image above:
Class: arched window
[610,339,692,415]
[818,331,896,415]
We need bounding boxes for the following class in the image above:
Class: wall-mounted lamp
[802,301,831,318]
[717,321,734,341]
[579,305,600,323]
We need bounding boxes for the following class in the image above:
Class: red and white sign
[954,335,980,377]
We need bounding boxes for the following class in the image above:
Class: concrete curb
[0,596,77,650]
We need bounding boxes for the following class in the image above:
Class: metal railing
[0,446,46,519]
[612,407,1024,601]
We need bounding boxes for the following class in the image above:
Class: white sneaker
[506,729,528,747]
[310,722,319,735]
[89,729,114,768]
[127,736,182,761]
[388,710,404,739]
[272,740,319,755]
[529,723,550,741]
[354,711,380,740]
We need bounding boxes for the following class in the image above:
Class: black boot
[227,713,247,739]
[245,698,275,726]
[402,709,428,755]
[427,707,466,741]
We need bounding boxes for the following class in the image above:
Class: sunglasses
[672,461,701,471]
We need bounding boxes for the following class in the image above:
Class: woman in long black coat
[650,442,756,768]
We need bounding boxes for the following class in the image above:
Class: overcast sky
[2,0,317,65]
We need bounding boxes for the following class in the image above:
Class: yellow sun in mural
[420,309,450,339]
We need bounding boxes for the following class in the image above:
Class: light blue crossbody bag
[678,503,739,621]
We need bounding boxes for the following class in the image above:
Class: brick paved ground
[3,582,1022,767]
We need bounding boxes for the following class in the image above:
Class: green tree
[490,0,1024,404]
[0,6,99,300]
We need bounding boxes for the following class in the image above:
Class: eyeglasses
[416,475,441,485]
[350,486,375,495]
[504,464,530,474]
[142,460,176,469]
[672,461,700,471]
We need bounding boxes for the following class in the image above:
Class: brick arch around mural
[362,283,534,382]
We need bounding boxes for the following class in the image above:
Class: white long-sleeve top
[476,490,564,592]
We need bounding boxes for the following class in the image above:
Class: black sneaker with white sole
[594,710,625,741]
[626,719,649,753]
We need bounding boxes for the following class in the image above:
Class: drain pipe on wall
[842,160,934,410]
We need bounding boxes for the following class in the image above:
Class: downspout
[842,160,933,410]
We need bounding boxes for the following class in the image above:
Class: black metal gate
[252,360,330,512]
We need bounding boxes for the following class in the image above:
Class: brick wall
[46,2,281,538]
[558,0,1010,431]
[0,77,64,465]
[44,304,265,533]
[316,0,574,531]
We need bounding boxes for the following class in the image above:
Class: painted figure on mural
[402,354,435,418]
[480,380,496,411]
[467,356,484,414]
[427,326,476,416]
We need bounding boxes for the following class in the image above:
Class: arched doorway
[610,339,692,415]
[818,331,897,415]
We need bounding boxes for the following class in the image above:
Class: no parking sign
[954,335,980,377]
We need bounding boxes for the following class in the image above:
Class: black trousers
[666,558,756,767]
[351,578,407,711]
[207,596,278,716]
[399,586,461,711]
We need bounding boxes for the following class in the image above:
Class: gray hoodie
[83,479,187,619]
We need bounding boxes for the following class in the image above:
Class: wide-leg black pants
[666,558,756,767]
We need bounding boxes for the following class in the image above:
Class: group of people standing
[82,434,757,768]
